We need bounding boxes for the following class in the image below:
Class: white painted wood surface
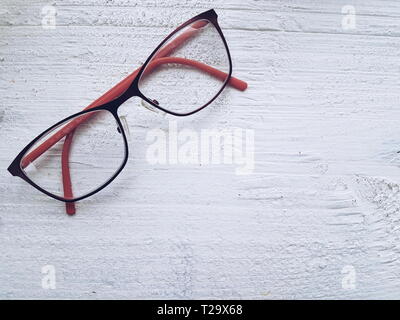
[1,0,400,299]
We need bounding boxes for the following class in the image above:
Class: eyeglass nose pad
[118,115,131,142]
[140,99,166,117]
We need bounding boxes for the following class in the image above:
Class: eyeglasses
[7,9,248,215]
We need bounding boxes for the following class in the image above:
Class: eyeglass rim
[130,9,233,116]
[8,106,129,203]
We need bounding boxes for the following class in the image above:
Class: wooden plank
[1,0,400,299]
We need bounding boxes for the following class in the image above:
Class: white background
[1,0,400,299]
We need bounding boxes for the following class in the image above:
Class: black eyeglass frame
[7,9,233,203]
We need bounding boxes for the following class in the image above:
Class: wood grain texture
[1,0,400,299]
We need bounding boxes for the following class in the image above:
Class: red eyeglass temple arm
[62,131,75,214]
[24,63,247,215]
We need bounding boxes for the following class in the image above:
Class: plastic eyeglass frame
[7,9,248,214]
